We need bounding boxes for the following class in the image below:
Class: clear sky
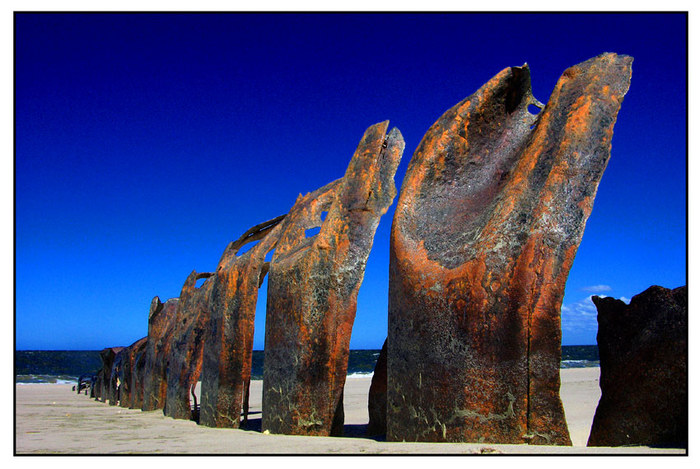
[15,13,686,350]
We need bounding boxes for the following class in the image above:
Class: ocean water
[15,346,598,384]
[15,350,103,384]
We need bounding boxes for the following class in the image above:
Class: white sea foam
[15,375,78,385]
[16,380,77,385]
[561,360,599,369]
[346,372,374,379]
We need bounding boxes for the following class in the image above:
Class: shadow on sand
[235,417,384,441]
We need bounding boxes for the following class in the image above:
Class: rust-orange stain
[262,121,403,436]
[199,218,283,428]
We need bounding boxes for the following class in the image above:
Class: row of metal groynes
[81,54,684,448]
[83,283,686,449]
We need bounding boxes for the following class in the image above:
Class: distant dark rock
[367,339,388,437]
[588,285,687,448]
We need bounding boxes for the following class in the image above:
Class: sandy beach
[15,367,685,454]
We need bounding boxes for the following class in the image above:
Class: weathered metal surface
[77,374,94,395]
[367,338,388,437]
[262,121,404,436]
[163,270,215,420]
[95,347,123,405]
[199,215,285,428]
[588,286,687,448]
[93,373,102,400]
[387,53,632,444]
[129,337,148,409]
[108,349,124,406]
[118,337,147,409]
[141,297,179,411]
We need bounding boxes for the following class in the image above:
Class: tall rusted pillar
[199,215,285,428]
[118,336,147,409]
[96,347,123,405]
[388,53,632,444]
[141,297,179,411]
[262,121,404,436]
[163,270,214,420]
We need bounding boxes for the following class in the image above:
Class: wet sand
[14,367,685,454]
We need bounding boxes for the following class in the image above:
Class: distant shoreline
[15,346,600,383]
[14,345,600,352]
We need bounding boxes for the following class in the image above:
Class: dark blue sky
[15,13,686,350]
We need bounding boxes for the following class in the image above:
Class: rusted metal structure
[88,56,636,444]
[163,270,215,420]
[387,53,632,444]
[118,337,147,409]
[588,286,687,448]
[141,297,179,411]
[198,215,285,428]
[262,121,403,436]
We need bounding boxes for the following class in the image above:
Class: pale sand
[14,367,685,454]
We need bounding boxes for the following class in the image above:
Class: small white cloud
[581,284,612,293]
[619,296,630,304]
[561,295,600,333]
